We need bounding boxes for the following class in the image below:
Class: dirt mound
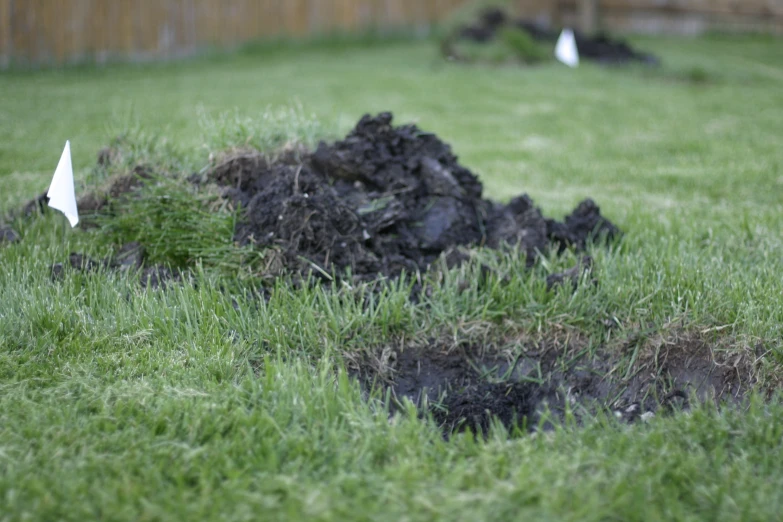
[359,333,753,435]
[19,112,619,288]
[213,112,619,282]
[447,7,659,66]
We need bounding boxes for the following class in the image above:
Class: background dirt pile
[448,7,659,66]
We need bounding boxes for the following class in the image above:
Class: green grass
[2,34,783,520]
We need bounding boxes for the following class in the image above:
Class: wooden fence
[0,0,468,67]
[518,0,783,35]
[3,1,781,67]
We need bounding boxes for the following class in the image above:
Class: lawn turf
[1,35,783,521]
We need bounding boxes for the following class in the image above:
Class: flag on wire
[47,140,79,227]
[555,28,579,68]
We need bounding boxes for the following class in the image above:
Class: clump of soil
[49,242,183,289]
[212,112,619,282]
[0,225,20,245]
[445,7,659,66]
[7,166,153,229]
[76,165,154,216]
[358,333,753,435]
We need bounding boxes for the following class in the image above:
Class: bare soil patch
[355,332,754,435]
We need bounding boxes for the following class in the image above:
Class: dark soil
[76,165,154,216]
[9,166,153,223]
[572,33,660,66]
[14,192,49,219]
[49,242,182,289]
[448,7,660,66]
[358,333,752,435]
[211,112,620,283]
[0,225,20,245]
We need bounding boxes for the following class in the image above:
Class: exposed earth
[4,112,752,435]
[355,332,753,436]
[209,112,619,282]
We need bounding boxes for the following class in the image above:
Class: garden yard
[1,33,783,520]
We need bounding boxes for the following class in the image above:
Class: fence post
[0,0,11,68]
[578,0,599,34]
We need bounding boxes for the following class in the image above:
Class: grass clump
[437,0,550,65]
[198,102,334,158]
[447,39,517,64]
[446,30,551,65]
[435,0,516,41]
[94,173,261,274]
[83,104,337,277]
[500,28,550,63]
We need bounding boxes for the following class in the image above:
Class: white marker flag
[555,28,579,68]
[47,140,79,227]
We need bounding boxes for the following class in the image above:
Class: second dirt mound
[447,7,659,66]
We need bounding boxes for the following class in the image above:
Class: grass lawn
[2,34,783,521]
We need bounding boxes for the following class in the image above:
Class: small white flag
[555,28,579,68]
[47,140,79,227]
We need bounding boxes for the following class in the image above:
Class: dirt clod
[547,199,620,252]
[51,253,103,281]
[546,255,593,290]
[139,265,182,290]
[49,243,180,289]
[78,166,154,215]
[0,226,20,245]
[15,192,49,219]
[113,241,145,271]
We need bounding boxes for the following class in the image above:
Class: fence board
[0,0,9,67]
[593,0,783,18]
[551,0,783,34]
[7,0,780,67]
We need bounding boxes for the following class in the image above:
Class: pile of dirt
[13,112,619,288]
[211,112,619,283]
[446,7,659,66]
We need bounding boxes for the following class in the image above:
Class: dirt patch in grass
[354,331,755,435]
